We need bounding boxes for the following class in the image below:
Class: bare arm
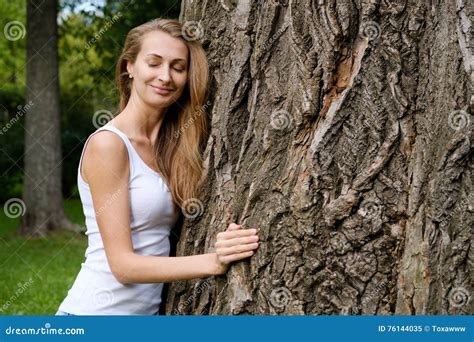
[82,131,259,284]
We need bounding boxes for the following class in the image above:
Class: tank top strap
[78,124,136,183]
[97,124,135,151]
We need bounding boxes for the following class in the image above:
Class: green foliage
[0,84,26,202]
[0,0,26,86]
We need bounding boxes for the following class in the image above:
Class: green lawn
[0,198,87,315]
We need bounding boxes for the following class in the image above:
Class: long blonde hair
[115,18,209,208]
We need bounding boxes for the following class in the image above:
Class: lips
[152,85,172,91]
[150,85,173,95]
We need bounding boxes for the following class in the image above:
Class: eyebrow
[145,53,187,63]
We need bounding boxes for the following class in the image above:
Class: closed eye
[148,64,184,72]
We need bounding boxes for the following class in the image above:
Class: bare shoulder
[82,130,129,183]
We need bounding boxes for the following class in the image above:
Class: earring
[128,73,133,79]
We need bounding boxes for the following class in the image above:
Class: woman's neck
[114,95,166,143]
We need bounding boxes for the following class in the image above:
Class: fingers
[215,223,259,267]
[219,250,255,263]
[216,228,257,240]
[215,235,259,248]
[216,241,259,256]
[226,223,241,231]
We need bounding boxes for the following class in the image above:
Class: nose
[158,65,171,84]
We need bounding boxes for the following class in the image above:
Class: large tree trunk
[20,0,79,237]
[166,0,473,315]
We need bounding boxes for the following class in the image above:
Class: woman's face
[127,30,189,110]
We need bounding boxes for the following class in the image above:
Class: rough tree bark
[20,0,79,236]
[166,0,473,315]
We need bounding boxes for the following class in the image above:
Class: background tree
[20,0,78,236]
[166,0,473,315]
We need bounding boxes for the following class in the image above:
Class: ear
[126,61,134,76]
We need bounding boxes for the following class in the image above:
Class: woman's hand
[212,223,259,275]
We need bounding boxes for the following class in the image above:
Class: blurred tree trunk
[20,0,79,237]
[167,0,473,315]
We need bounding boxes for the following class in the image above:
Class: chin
[146,98,172,109]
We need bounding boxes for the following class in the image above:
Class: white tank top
[58,123,179,315]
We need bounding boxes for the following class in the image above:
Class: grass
[0,198,87,315]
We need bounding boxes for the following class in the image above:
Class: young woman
[56,18,259,315]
